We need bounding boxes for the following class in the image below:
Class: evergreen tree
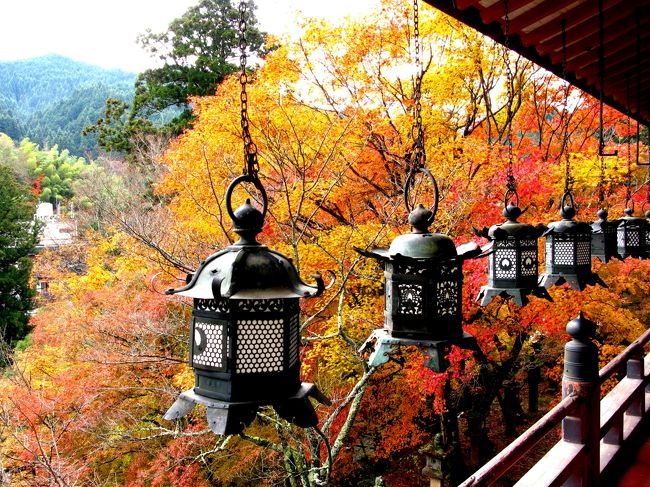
[85,0,266,158]
[0,165,39,346]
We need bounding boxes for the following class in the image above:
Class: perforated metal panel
[520,250,538,276]
[192,317,226,370]
[576,241,591,265]
[495,248,517,279]
[236,319,284,374]
[397,283,423,315]
[436,280,459,316]
[520,239,536,248]
[553,241,575,265]
[617,230,625,247]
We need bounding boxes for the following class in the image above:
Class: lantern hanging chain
[410,0,425,173]
[625,74,632,207]
[239,0,259,179]
[503,0,516,196]
[560,19,574,194]
[598,153,606,203]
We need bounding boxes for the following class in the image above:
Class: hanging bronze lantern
[540,192,606,291]
[164,177,330,435]
[590,208,620,262]
[616,207,649,259]
[356,169,478,372]
[475,193,550,307]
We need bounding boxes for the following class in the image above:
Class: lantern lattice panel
[397,283,423,315]
[618,230,640,247]
[192,319,226,370]
[520,250,537,276]
[494,248,517,279]
[576,241,591,265]
[554,241,575,265]
[236,319,284,373]
[436,280,459,317]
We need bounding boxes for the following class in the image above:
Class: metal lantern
[475,201,550,307]
[590,208,620,263]
[164,177,330,435]
[540,192,606,291]
[357,169,477,372]
[616,207,649,259]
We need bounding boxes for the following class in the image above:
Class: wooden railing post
[626,349,644,417]
[562,312,600,487]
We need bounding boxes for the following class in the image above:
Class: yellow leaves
[171,366,194,391]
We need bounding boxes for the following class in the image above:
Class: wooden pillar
[561,312,600,487]
[626,350,644,417]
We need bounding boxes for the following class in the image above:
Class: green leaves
[0,165,39,345]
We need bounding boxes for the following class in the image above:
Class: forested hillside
[0,55,135,155]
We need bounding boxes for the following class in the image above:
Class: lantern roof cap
[591,208,619,233]
[166,198,324,300]
[166,245,324,300]
[544,206,591,235]
[617,208,650,228]
[387,231,457,259]
[485,205,544,239]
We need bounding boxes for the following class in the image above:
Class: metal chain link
[503,0,517,197]
[625,74,632,206]
[561,19,574,194]
[239,0,259,179]
[410,0,425,173]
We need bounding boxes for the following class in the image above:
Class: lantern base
[164,383,330,435]
[359,329,476,373]
[477,285,552,307]
[538,272,607,291]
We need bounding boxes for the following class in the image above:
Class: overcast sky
[0,0,379,72]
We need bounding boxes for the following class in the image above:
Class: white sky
[0,0,379,72]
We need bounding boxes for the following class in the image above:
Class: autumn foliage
[2,0,649,485]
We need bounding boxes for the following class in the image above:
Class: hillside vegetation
[0,55,135,155]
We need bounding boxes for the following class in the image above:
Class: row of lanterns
[162,0,649,437]
[162,164,649,435]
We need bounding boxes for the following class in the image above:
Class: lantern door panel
[191,316,227,372]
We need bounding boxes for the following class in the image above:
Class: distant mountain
[0,55,136,156]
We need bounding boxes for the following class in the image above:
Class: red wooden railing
[459,317,650,487]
